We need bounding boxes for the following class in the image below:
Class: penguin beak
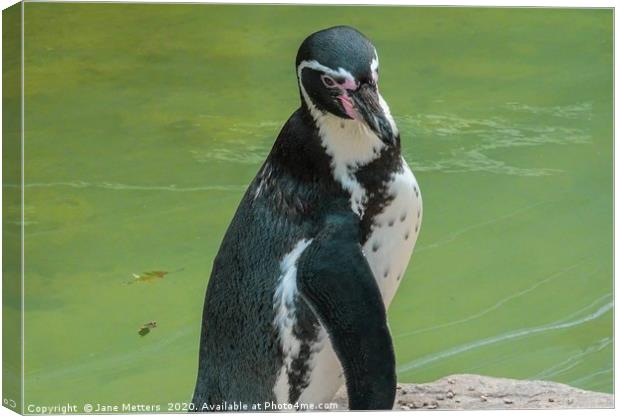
[349,84,396,145]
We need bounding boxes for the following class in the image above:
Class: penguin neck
[265,105,402,217]
[266,106,338,186]
[311,108,386,173]
[300,103,402,217]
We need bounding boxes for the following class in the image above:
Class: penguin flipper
[297,212,396,410]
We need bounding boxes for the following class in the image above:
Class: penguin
[192,26,422,411]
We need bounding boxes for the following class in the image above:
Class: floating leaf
[138,321,157,337]
[135,270,168,281]
[124,267,185,285]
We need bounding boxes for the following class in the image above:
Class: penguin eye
[321,75,337,88]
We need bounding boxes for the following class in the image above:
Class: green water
[14,4,612,409]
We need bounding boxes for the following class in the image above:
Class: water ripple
[416,197,557,252]
[504,101,593,120]
[395,259,598,339]
[411,150,560,177]
[569,367,613,386]
[3,181,246,192]
[532,336,612,380]
[397,297,613,374]
[399,102,592,177]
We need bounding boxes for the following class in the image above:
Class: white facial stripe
[371,50,379,83]
[297,59,357,86]
[379,93,398,136]
[297,62,324,123]
[371,50,379,72]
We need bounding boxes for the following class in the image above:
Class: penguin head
[296,26,396,144]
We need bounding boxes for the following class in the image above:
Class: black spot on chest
[354,144,402,244]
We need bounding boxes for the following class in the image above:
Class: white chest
[317,115,422,307]
[361,161,422,307]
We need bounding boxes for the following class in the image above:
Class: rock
[333,374,613,410]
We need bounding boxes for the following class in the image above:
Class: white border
[0,2,615,416]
